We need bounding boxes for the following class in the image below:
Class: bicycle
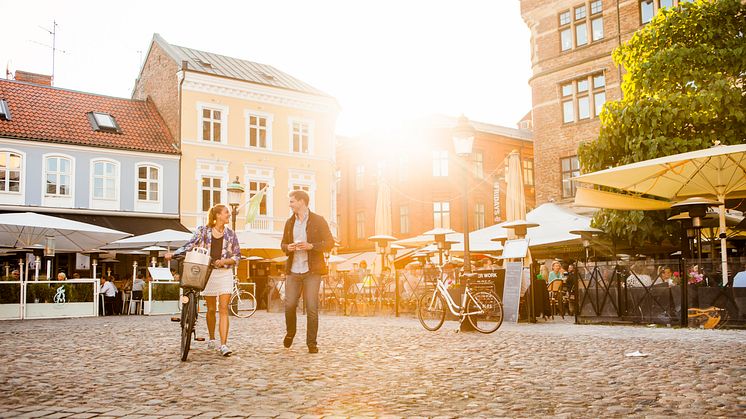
[417,269,504,334]
[229,278,257,318]
[169,255,205,362]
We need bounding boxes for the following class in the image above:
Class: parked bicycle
[417,268,504,334]
[169,255,206,361]
[229,279,257,318]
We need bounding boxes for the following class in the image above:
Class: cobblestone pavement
[1,312,745,418]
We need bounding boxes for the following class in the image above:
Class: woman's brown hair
[207,204,229,228]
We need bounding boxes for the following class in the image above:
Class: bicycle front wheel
[417,291,446,331]
[466,291,504,334]
[180,292,196,361]
[230,291,257,318]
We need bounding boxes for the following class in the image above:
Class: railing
[576,257,746,327]
[24,279,99,320]
[0,281,23,320]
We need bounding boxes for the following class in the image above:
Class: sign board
[75,253,90,270]
[493,181,501,222]
[500,238,530,259]
[148,267,174,281]
[503,261,523,323]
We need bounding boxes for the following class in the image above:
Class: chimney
[14,70,53,86]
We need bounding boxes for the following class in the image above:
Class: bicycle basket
[180,247,213,290]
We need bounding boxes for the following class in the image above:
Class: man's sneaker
[207,340,218,350]
[219,345,232,357]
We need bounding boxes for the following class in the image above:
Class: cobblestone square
[1,313,745,418]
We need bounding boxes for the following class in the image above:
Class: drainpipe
[177,61,187,226]
[616,0,624,97]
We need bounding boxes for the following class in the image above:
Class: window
[0,151,21,193]
[355,165,365,191]
[356,211,365,239]
[561,73,606,124]
[45,156,72,196]
[561,156,581,198]
[87,112,120,133]
[475,203,485,230]
[641,0,688,24]
[137,165,159,201]
[473,150,484,179]
[92,160,118,200]
[0,100,11,121]
[433,201,450,229]
[432,150,448,177]
[247,112,271,149]
[201,176,222,211]
[248,180,268,216]
[399,206,409,235]
[291,120,311,154]
[559,1,604,51]
[523,159,535,186]
[201,108,223,142]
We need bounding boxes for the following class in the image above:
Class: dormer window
[0,100,10,121]
[88,112,121,133]
[196,59,213,68]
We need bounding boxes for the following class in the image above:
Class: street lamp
[452,114,476,274]
[368,234,398,316]
[227,176,245,233]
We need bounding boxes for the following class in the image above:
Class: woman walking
[167,204,241,356]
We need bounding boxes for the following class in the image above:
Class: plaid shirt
[175,225,241,264]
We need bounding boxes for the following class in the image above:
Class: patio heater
[670,197,723,327]
[44,236,55,280]
[569,227,604,322]
[501,220,539,322]
[452,114,476,274]
[368,234,398,316]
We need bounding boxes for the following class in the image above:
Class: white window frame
[473,150,484,179]
[0,149,25,205]
[134,162,163,213]
[560,72,606,124]
[399,205,409,235]
[244,164,276,232]
[356,211,366,239]
[42,153,75,208]
[288,169,316,211]
[197,102,229,145]
[244,109,273,150]
[89,158,120,211]
[432,150,449,177]
[559,1,604,52]
[288,117,314,155]
[475,202,486,230]
[433,201,451,229]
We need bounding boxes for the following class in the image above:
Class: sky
[1,0,533,136]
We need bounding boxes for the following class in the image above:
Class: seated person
[733,269,746,288]
[100,276,118,316]
[626,272,653,287]
[658,266,674,287]
[56,272,67,281]
[547,260,564,284]
[132,273,146,301]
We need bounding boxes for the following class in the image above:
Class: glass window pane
[150,167,158,180]
[562,158,571,172]
[660,0,673,9]
[563,101,574,123]
[562,83,573,97]
[641,0,654,24]
[138,166,147,178]
[202,190,210,211]
[561,29,573,51]
[559,11,571,25]
[592,17,604,41]
[578,96,590,119]
[213,178,221,188]
[202,121,210,140]
[9,180,19,192]
[213,110,220,120]
[575,5,586,20]
[595,92,606,115]
[46,179,56,194]
[151,182,158,193]
[577,79,589,92]
[203,109,210,118]
[94,163,103,176]
[571,157,580,171]
[202,177,210,187]
[576,23,588,46]
[591,0,603,14]
[9,154,20,169]
[105,163,115,176]
[47,158,57,172]
[213,122,221,142]
[149,190,158,201]
[138,189,147,200]
[593,74,606,88]
[0,153,6,168]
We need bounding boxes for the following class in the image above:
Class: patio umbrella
[0,212,130,252]
[104,229,192,251]
[573,143,746,284]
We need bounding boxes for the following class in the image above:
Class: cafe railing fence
[0,279,100,320]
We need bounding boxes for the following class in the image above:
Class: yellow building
[133,34,339,236]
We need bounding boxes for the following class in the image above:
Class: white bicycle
[229,279,257,318]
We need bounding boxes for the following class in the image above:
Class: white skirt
[202,268,233,296]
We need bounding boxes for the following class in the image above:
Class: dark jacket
[281,210,334,275]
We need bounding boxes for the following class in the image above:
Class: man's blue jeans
[284,272,321,347]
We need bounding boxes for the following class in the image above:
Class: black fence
[576,258,746,327]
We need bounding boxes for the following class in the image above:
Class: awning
[45,213,190,236]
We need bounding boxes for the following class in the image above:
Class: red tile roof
[0,79,177,154]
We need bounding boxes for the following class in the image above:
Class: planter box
[0,303,22,320]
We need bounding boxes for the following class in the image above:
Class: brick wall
[132,42,180,140]
[521,0,646,204]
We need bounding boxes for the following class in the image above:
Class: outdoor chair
[125,291,143,315]
[547,280,564,319]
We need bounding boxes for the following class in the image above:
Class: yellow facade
[178,72,339,236]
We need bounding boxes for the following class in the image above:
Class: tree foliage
[578,0,746,248]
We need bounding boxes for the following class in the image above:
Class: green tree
[578,0,746,247]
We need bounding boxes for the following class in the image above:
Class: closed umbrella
[505,150,527,229]
[574,143,746,284]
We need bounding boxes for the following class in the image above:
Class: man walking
[281,190,334,353]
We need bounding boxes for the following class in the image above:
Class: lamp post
[44,236,55,280]
[227,176,245,233]
[368,234,398,316]
[452,115,475,274]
